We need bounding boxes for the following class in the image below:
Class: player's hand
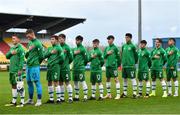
[64,50,67,53]
[154,55,160,59]
[170,66,174,69]
[168,51,173,55]
[29,45,35,51]
[11,50,17,55]
[107,50,113,55]
[74,50,80,54]
[18,71,22,76]
[51,50,57,54]
[91,54,97,58]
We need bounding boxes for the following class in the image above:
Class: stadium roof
[0,12,86,34]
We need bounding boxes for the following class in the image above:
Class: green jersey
[138,48,151,72]
[44,44,64,68]
[121,41,138,68]
[165,45,179,69]
[104,44,121,68]
[25,38,44,67]
[6,43,25,73]
[73,43,89,71]
[150,47,167,70]
[89,47,104,72]
[60,43,73,71]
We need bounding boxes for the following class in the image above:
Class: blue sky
[0,0,179,47]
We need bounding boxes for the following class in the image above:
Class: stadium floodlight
[138,0,142,45]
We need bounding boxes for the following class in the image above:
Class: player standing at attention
[25,29,44,106]
[5,35,25,107]
[73,35,89,102]
[165,38,179,97]
[137,40,151,98]
[103,35,121,100]
[59,34,73,103]
[89,39,104,101]
[121,33,138,99]
[149,38,167,98]
[44,35,64,104]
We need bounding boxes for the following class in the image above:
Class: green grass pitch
[0,71,180,114]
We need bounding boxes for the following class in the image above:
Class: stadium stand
[0,12,86,67]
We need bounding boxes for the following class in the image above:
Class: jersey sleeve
[67,46,73,64]
[18,47,25,71]
[133,45,138,64]
[115,46,121,66]
[6,48,12,59]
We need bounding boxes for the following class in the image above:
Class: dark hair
[107,35,115,40]
[125,33,132,38]
[26,29,34,35]
[12,33,20,39]
[93,39,100,43]
[76,35,83,41]
[140,40,147,45]
[155,38,162,43]
[51,35,59,40]
[59,34,66,40]
[168,38,176,43]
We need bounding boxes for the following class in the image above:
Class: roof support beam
[33,18,66,33]
[0,16,33,31]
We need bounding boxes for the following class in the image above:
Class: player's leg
[89,72,96,100]
[54,81,61,103]
[137,72,143,97]
[98,82,104,100]
[59,81,65,102]
[104,68,112,99]
[46,69,54,103]
[64,71,73,103]
[113,69,120,99]
[65,81,73,103]
[144,72,150,98]
[129,68,137,98]
[53,65,61,103]
[159,70,167,97]
[144,80,150,98]
[80,71,88,101]
[166,68,172,96]
[17,85,25,107]
[73,71,80,101]
[25,67,34,104]
[173,78,178,97]
[114,77,120,99]
[5,73,17,106]
[172,69,178,97]
[150,70,156,96]
[46,81,54,103]
[96,72,103,100]
[33,66,42,106]
[121,68,128,98]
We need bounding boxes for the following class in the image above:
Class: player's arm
[115,46,121,67]
[43,47,52,59]
[162,49,167,65]
[83,47,89,65]
[67,46,73,64]
[58,47,65,64]
[36,41,44,63]
[133,45,138,64]
[6,48,13,59]
[103,47,108,59]
[147,51,152,68]
[99,50,104,67]
[18,48,25,75]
